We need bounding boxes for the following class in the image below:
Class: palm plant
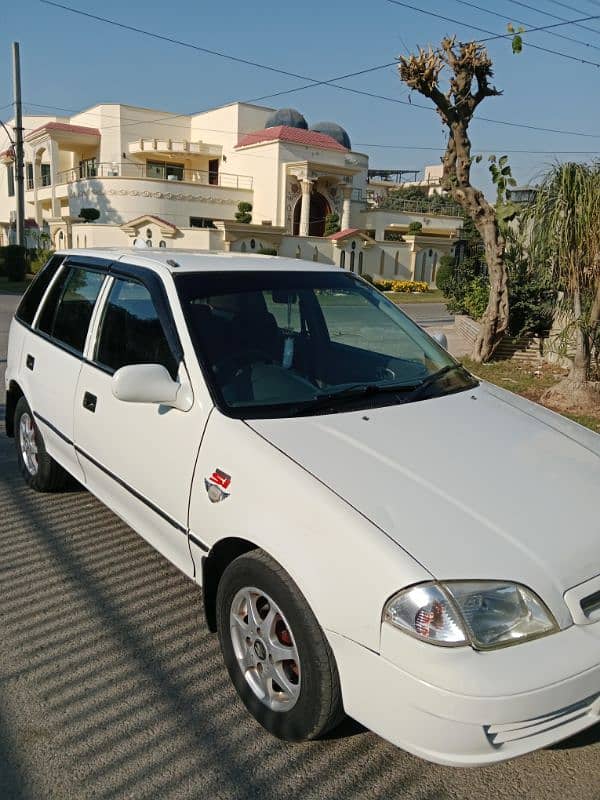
[526,162,600,409]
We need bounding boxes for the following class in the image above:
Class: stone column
[299,178,313,236]
[340,184,352,231]
[410,249,420,281]
[49,138,60,217]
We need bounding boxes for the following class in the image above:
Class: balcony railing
[353,187,461,217]
[55,162,253,190]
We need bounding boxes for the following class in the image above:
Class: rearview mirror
[112,364,192,411]
[431,330,448,350]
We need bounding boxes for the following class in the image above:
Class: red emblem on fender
[210,469,231,489]
[205,468,232,503]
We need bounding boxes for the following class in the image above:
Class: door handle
[26,354,35,370]
[83,392,97,413]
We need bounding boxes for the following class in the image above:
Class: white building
[0,102,462,284]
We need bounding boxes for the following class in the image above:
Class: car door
[23,257,108,482]
[73,265,206,577]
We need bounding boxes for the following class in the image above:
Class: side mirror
[112,364,192,411]
[431,330,448,350]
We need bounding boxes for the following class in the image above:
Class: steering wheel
[213,348,274,382]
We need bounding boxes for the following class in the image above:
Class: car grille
[485,694,599,746]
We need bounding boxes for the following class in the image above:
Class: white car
[5,249,600,767]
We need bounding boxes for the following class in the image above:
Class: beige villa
[0,102,462,284]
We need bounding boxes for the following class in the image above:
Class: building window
[146,160,184,181]
[7,164,15,196]
[379,250,385,274]
[350,251,355,272]
[340,250,346,268]
[41,163,51,187]
[358,251,363,275]
[394,252,400,275]
[79,157,97,179]
[26,163,33,190]
[189,217,216,229]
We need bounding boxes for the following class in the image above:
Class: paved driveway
[1,292,600,799]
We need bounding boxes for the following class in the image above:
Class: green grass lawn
[461,357,600,434]
[0,275,31,294]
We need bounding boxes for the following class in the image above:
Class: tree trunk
[443,123,509,363]
[569,285,590,384]
[471,212,510,362]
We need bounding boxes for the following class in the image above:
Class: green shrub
[235,201,253,224]
[407,221,423,234]
[1,245,27,281]
[78,207,100,223]
[29,249,54,274]
[324,212,341,236]
[463,276,490,320]
[435,255,455,295]
[257,247,277,255]
[361,273,375,285]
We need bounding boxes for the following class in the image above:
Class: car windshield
[175,270,476,418]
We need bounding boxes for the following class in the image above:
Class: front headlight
[385,581,558,650]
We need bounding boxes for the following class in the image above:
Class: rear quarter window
[15,255,64,326]
[37,266,105,354]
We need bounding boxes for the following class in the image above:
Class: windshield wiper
[400,364,472,403]
[289,381,419,415]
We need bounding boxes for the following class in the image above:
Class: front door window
[146,160,184,181]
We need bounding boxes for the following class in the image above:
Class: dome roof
[265,108,308,129]
[310,121,351,149]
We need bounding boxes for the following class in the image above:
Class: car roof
[56,248,342,275]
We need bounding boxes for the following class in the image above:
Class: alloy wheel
[230,586,301,712]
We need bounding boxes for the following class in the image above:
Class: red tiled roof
[236,125,348,152]
[328,228,361,240]
[25,122,100,141]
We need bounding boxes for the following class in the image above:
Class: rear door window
[15,255,64,326]
[37,266,105,354]
[94,278,178,378]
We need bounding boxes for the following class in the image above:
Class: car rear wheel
[216,549,344,741]
[15,397,69,492]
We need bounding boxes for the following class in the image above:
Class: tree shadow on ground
[0,461,436,800]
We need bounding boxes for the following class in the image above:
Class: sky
[2,0,600,195]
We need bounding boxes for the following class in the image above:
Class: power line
[15,100,600,152]
[27,1,600,139]
[538,0,600,35]
[450,0,600,51]
[385,0,600,67]
[503,0,600,37]
[39,1,400,98]
[354,142,600,153]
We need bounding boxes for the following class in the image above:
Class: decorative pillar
[299,178,313,236]
[49,138,61,217]
[341,184,352,231]
[32,148,42,226]
[409,247,418,281]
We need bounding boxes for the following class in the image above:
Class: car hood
[247,383,600,621]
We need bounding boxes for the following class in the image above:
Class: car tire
[216,548,345,741]
[14,397,69,492]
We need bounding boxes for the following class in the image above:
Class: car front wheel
[216,549,344,741]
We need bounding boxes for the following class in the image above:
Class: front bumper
[327,621,600,767]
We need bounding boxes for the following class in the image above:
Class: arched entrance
[293,192,331,237]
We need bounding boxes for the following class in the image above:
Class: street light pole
[12,42,25,248]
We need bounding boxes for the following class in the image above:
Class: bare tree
[399,39,508,362]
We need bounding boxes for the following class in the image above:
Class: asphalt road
[1,291,600,800]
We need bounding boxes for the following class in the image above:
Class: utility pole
[12,42,25,248]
